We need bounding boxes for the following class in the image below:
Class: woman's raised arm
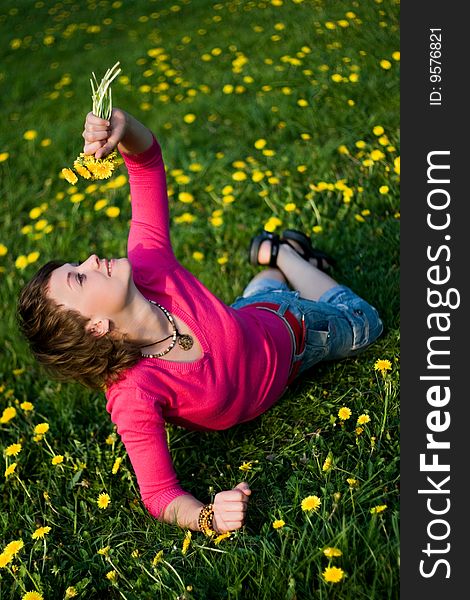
[82,108,153,158]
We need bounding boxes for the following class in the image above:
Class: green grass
[0,0,399,598]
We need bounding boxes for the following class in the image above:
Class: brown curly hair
[17,261,142,390]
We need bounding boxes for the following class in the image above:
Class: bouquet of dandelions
[62,61,121,185]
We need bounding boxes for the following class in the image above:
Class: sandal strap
[268,234,281,267]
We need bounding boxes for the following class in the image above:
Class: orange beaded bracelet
[198,504,216,537]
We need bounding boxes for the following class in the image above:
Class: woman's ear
[87,319,110,338]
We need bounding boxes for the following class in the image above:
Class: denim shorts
[231,279,383,376]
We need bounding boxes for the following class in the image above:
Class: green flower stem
[14,473,32,500]
[90,61,121,119]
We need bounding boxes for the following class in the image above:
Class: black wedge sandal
[248,231,283,267]
[281,229,336,272]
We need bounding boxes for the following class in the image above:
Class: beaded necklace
[139,299,194,358]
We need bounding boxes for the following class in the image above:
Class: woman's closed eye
[76,273,86,285]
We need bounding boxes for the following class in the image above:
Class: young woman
[17,108,383,537]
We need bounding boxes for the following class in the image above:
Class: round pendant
[178,334,194,351]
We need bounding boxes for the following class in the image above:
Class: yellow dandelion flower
[239,460,256,472]
[394,156,400,175]
[106,570,118,582]
[65,587,78,598]
[222,194,235,204]
[210,216,223,227]
[5,443,22,457]
[370,504,387,514]
[347,478,358,488]
[323,547,342,558]
[331,73,343,83]
[301,495,321,512]
[355,426,364,436]
[22,592,44,600]
[222,84,234,94]
[61,168,78,185]
[3,539,24,556]
[297,99,309,107]
[214,531,232,544]
[338,145,349,155]
[29,207,43,220]
[178,192,194,203]
[51,455,64,465]
[105,433,117,445]
[174,212,196,224]
[112,457,122,474]
[32,526,51,539]
[0,152,9,162]
[131,549,140,558]
[74,162,92,179]
[370,149,385,161]
[192,251,204,261]
[152,550,164,566]
[380,59,392,70]
[105,207,120,218]
[355,214,365,223]
[15,255,29,270]
[349,73,359,83]
[27,251,40,264]
[0,243,7,256]
[106,174,127,189]
[272,519,285,529]
[97,545,110,555]
[357,414,371,425]
[1,406,17,423]
[374,359,392,375]
[175,174,191,184]
[34,423,49,435]
[312,225,323,234]
[217,255,229,265]
[183,113,196,124]
[392,51,400,61]
[23,130,38,141]
[323,566,345,583]
[20,402,34,411]
[182,530,191,555]
[373,125,384,136]
[252,170,264,182]
[97,493,111,509]
[88,160,115,180]
[322,454,333,472]
[379,185,389,194]
[284,202,296,212]
[264,217,282,232]
[254,139,267,149]
[94,199,108,211]
[0,552,13,568]
[232,171,247,182]
[338,407,351,420]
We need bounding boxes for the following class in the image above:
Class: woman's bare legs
[245,267,287,288]
[257,239,339,301]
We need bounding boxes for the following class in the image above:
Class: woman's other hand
[82,108,127,159]
[212,482,252,533]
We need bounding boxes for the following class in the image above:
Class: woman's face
[47,254,133,330]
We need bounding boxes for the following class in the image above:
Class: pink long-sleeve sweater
[105,136,292,519]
